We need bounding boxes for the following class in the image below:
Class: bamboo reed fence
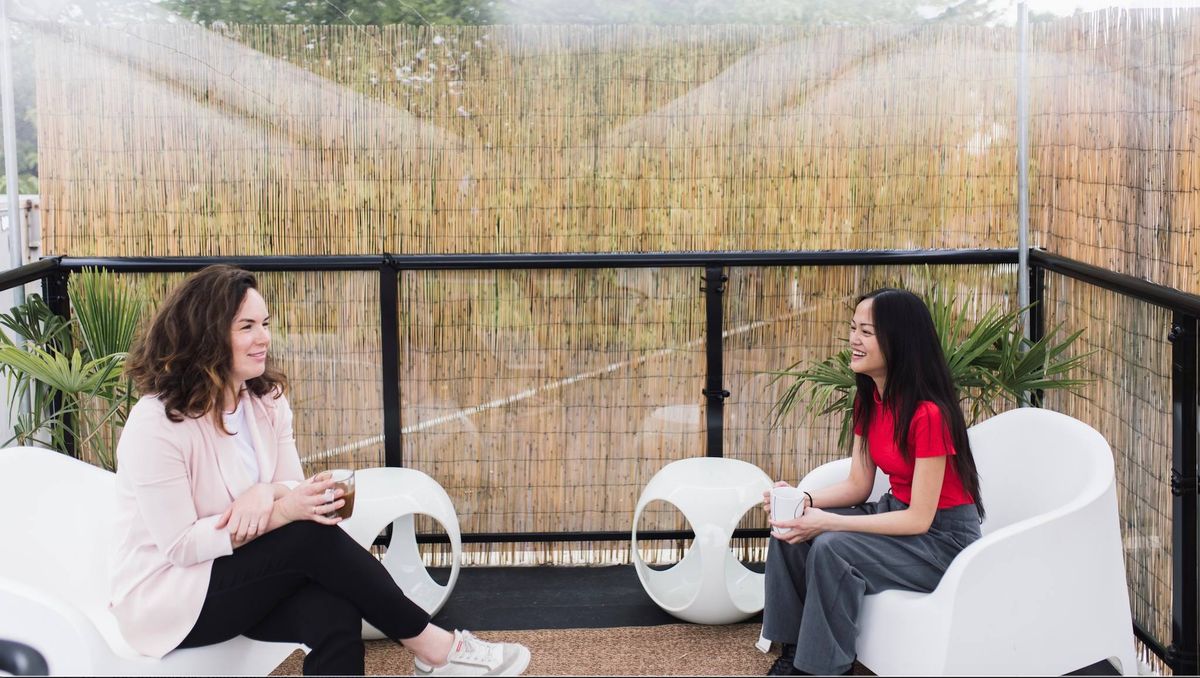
[1026,12,1194,673]
[21,14,1195,653]
[722,263,1019,562]
[32,21,1019,256]
[1029,9,1199,297]
[1039,275,1174,677]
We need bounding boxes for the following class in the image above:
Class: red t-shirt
[853,390,974,509]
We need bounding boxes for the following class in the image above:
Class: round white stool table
[631,457,773,624]
[339,467,462,640]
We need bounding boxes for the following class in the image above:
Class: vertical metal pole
[380,263,402,468]
[0,0,22,276]
[1168,313,1199,674]
[42,268,73,458]
[1,0,28,423]
[1027,262,1045,407]
[1017,1,1031,337]
[702,265,727,458]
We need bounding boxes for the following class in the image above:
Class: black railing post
[41,268,75,459]
[1028,261,1046,407]
[1168,313,1199,674]
[701,265,728,458]
[380,261,402,468]
[41,269,70,336]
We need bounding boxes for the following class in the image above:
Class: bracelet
[803,491,815,509]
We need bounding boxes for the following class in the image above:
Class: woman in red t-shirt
[759,288,985,676]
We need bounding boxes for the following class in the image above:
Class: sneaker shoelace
[453,631,501,668]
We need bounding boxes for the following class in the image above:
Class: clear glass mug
[323,469,356,520]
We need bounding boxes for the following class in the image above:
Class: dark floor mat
[429,564,764,632]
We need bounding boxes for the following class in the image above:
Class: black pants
[178,521,432,675]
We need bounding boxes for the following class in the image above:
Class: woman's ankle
[401,624,454,666]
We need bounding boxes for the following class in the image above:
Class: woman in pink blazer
[110,265,530,676]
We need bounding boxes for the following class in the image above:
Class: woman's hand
[770,507,835,544]
[274,472,346,526]
[761,480,792,514]
[216,483,275,543]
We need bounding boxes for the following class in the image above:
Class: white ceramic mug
[770,486,807,536]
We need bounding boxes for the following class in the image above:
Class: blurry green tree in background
[157,0,496,26]
[156,0,1011,26]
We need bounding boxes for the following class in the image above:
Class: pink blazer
[109,391,304,658]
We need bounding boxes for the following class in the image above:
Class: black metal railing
[2,248,1019,469]
[1027,250,1199,675]
[0,246,1195,672]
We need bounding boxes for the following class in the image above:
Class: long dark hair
[852,288,984,517]
[126,265,288,431]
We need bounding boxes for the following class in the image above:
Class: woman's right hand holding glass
[276,472,345,525]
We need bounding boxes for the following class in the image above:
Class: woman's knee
[269,520,322,541]
[274,520,354,549]
[256,522,356,566]
[807,532,856,562]
[765,536,813,579]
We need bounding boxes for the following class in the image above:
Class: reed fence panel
[398,267,704,564]
[108,271,388,472]
[1030,9,1199,296]
[33,22,1017,256]
[724,263,1020,564]
[1040,274,1174,677]
[23,12,1193,608]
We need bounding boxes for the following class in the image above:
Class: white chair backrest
[0,447,115,616]
[966,408,1113,535]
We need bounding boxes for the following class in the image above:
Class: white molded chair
[0,446,300,676]
[0,447,463,674]
[796,408,1138,676]
[338,467,462,640]
[632,457,773,624]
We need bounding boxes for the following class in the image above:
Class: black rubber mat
[428,564,763,632]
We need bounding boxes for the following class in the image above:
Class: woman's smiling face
[848,298,886,381]
[228,288,271,388]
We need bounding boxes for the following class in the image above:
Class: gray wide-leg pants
[761,494,982,675]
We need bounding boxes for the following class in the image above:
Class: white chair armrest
[929,487,1131,675]
[796,458,852,494]
[940,475,1119,600]
[797,458,889,502]
[0,575,108,675]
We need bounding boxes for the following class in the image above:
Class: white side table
[632,457,772,624]
[340,467,462,640]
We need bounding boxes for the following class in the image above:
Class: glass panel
[1041,273,1173,666]
[724,263,1020,485]
[112,271,385,473]
[399,267,705,544]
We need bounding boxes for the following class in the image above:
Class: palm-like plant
[0,269,145,470]
[71,269,145,361]
[768,289,1092,448]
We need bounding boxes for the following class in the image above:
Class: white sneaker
[413,630,531,677]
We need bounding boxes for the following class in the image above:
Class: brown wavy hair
[126,265,288,431]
